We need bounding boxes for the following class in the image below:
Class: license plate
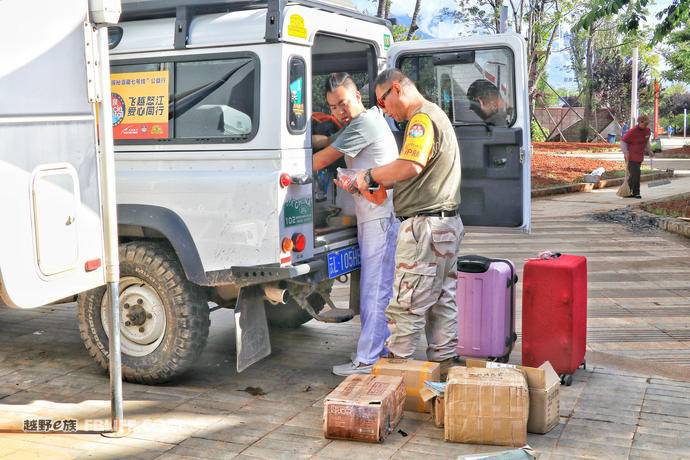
[327,245,361,279]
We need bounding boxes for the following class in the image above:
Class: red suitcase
[522,253,587,386]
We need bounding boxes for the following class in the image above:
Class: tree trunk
[377,0,385,18]
[384,0,391,18]
[407,0,422,40]
[581,28,594,142]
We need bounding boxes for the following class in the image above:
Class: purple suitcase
[455,255,517,362]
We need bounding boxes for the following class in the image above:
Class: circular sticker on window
[408,123,425,138]
[112,93,125,126]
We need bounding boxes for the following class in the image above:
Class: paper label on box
[486,362,517,369]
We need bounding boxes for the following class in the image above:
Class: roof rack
[119,0,391,48]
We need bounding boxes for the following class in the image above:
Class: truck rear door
[0,0,107,308]
[387,34,531,231]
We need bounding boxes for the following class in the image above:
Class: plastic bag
[336,167,387,205]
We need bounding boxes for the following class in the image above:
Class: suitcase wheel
[560,374,573,386]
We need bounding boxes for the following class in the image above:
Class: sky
[351,0,672,91]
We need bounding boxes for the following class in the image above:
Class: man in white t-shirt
[313,73,400,376]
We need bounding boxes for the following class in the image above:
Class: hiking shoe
[332,361,373,376]
[438,356,463,381]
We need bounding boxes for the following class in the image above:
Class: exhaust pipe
[263,284,288,305]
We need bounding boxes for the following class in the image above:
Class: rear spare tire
[78,241,210,384]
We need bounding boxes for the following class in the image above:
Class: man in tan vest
[355,69,463,375]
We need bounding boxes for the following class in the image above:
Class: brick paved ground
[1,179,690,459]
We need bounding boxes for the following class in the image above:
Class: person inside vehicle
[466,79,508,127]
[311,73,400,376]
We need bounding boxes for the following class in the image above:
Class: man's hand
[355,170,369,195]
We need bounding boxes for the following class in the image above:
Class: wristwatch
[364,168,378,187]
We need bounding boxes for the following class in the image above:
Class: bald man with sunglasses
[355,69,463,376]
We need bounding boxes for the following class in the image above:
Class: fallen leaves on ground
[642,196,690,218]
[659,145,690,158]
[533,142,620,153]
[532,153,624,189]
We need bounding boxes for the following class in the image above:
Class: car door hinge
[519,147,525,164]
[83,20,101,103]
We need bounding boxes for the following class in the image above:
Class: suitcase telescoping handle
[457,255,518,349]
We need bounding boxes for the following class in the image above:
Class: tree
[407,0,422,40]
[573,0,690,43]
[662,25,690,83]
[659,84,690,130]
[392,23,421,41]
[591,54,650,122]
[437,0,565,114]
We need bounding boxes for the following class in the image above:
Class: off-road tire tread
[78,241,210,384]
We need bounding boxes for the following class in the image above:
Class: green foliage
[660,113,688,133]
[573,0,690,43]
[662,25,690,83]
[391,24,420,41]
[531,120,550,142]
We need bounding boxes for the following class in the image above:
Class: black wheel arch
[117,204,207,285]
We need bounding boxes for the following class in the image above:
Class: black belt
[397,209,457,222]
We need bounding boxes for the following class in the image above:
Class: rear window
[399,47,516,127]
[287,57,307,133]
[111,53,259,144]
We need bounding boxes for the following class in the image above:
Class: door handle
[493,158,507,167]
[291,174,312,185]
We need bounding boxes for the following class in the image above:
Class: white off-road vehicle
[78,0,532,383]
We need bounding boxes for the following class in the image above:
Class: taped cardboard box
[444,366,529,447]
[372,358,440,413]
[419,385,444,427]
[466,359,560,434]
[323,374,405,443]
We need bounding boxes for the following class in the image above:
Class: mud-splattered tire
[78,241,210,384]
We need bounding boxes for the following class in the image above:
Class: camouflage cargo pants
[385,215,463,361]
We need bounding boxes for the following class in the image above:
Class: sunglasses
[376,83,397,109]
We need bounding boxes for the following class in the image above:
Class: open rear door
[388,34,531,232]
[0,0,107,308]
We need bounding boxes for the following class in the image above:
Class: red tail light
[279,173,292,188]
[292,233,306,252]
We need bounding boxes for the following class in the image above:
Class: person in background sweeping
[621,114,652,199]
[355,69,463,378]
[312,73,400,376]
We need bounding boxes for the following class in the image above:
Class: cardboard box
[420,386,445,427]
[431,395,444,427]
[372,358,440,412]
[323,374,405,443]
[467,359,560,434]
[444,366,529,446]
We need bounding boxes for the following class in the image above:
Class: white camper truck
[78,0,531,383]
[0,0,126,433]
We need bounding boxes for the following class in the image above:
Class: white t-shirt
[331,107,398,223]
